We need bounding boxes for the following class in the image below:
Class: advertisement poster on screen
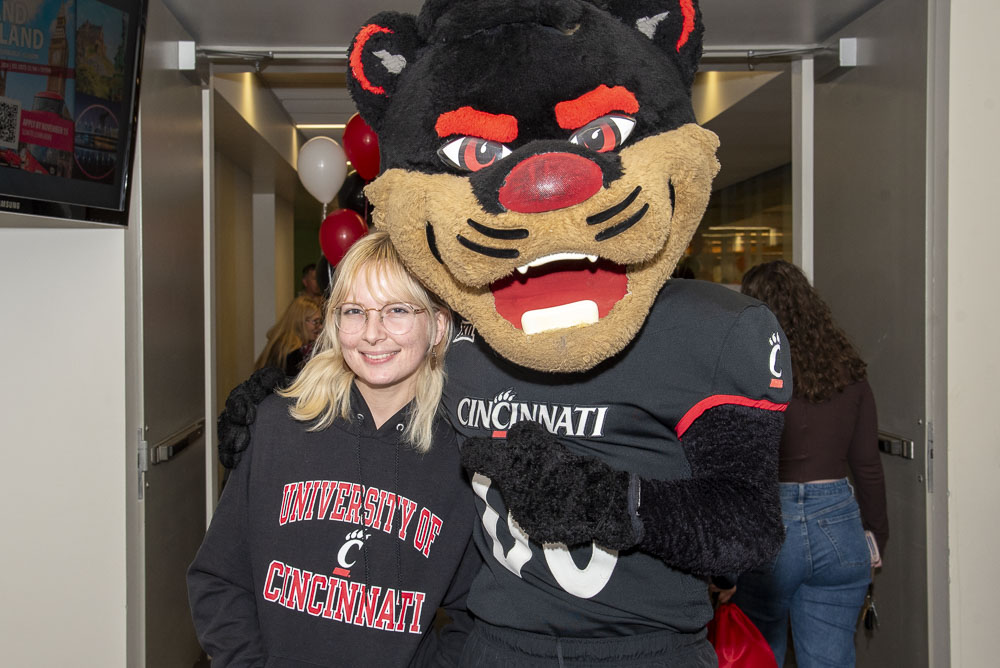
[0,0,134,201]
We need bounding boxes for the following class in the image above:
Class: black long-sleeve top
[779,379,889,553]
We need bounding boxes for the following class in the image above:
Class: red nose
[497,153,603,213]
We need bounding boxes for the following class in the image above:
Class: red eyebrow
[554,85,639,130]
[435,107,518,143]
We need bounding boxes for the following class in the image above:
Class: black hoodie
[188,389,479,667]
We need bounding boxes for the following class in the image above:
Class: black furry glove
[217,366,285,469]
[460,420,641,550]
[461,406,785,575]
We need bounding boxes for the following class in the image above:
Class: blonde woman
[254,294,324,376]
[189,232,479,667]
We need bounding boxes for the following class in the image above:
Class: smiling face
[338,270,446,408]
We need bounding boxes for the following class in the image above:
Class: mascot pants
[459,619,717,667]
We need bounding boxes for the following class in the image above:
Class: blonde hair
[254,295,323,371]
[279,231,453,452]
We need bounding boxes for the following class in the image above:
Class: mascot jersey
[444,279,792,635]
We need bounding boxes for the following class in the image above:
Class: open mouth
[490,254,628,334]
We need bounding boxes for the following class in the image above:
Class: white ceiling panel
[163,0,883,52]
[162,0,884,179]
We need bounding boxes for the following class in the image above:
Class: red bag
[707,602,778,668]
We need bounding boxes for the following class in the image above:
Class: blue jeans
[734,479,871,667]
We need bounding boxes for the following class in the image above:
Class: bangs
[326,230,441,313]
[354,261,432,308]
[328,260,434,309]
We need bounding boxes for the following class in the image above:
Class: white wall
[215,150,255,413]
[275,194,295,309]
[213,71,300,170]
[947,1,1000,665]
[211,72,301,404]
[252,191,298,355]
[0,226,127,666]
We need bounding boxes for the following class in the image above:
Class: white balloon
[297,137,348,205]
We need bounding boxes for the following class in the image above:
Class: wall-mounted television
[0,0,146,225]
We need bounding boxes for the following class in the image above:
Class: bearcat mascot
[221,0,791,664]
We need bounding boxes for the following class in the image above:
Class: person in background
[254,295,323,377]
[300,262,323,299]
[189,231,479,667]
[733,260,888,667]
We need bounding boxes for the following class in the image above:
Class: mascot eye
[568,115,636,153]
[437,137,513,172]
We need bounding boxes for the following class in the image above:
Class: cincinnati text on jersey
[456,394,610,437]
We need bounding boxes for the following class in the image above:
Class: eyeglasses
[334,302,427,335]
[306,317,324,327]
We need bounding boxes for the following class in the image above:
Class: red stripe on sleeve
[676,394,787,438]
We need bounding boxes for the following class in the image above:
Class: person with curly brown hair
[733,260,888,668]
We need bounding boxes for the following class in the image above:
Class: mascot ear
[603,0,704,90]
[346,12,423,134]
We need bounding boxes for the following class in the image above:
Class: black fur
[601,0,705,89]
[345,12,423,133]
[217,366,285,469]
[461,405,785,575]
[348,0,701,179]
[461,420,636,548]
[417,0,585,41]
[637,404,786,574]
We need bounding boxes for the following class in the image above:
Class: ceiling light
[296,123,346,130]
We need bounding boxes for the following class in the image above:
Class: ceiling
[161,0,883,189]
[161,0,881,56]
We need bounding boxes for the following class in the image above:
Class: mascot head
[347,0,719,372]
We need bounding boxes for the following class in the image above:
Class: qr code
[0,96,21,150]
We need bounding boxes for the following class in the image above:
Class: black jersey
[443,279,792,636]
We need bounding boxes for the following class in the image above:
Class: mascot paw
[217,366,285,469]
[461,421,638,549]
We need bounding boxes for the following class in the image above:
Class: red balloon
[319,209,368,266]
[342,113,380,181]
